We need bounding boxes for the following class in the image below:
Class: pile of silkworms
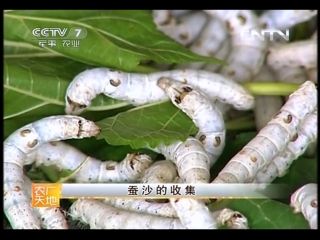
[3,10,317,229]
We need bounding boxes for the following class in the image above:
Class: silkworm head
[76,118,101,137]
[65,96,89,115]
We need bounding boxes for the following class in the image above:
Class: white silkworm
[105,198,248,229]
[204,10,267,82]
[267,40,317,70]
[153,137,210,183]
[71,198,185,229]
[212,81,317,183]
[152,10,208,46]
[202,36,231,73]
[157,77,226,167]
[71,199,248,229]
[174,16,229,70]
[216,208,248,229]
[259,10,317,30]
[290,183,318,229]
[267,42,308,99]
[4,115,100,229]
[140,159,216,229]
[254,110,317,183]
[28,141,153,183]
[273,66,307,84]
[23,175,68,229]
[103,160,177,218]
[104,198,177,218]
[65,68,254,115]
[253,66,283,131]
[141,160,177,183]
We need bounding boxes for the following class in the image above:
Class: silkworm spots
[13,186,21,192]
[291,133,298,142]
[199,134,206,143]
[310,199,318,208]
[250,156,257,162]
[237,14,246,25]
[227,70,235,77]
[213,136,221,147]
[110,79,121,87]
[106,165,115,170]
[27,139,38,148]
[239,150,246,155]
[179,32,189,40]
[283,114,293,123]
[50,142,58,146]
[20,129,31,137]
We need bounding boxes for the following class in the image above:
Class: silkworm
[267,42,309,103]
[141,160,177,183]
[174,16,229,70]
[141,159,216,229]
[4,115,100,229]
[28,141,153,183]
[253,66,283,131]
[152,137,210,184]
[290,183,317,229]
[259,10,317,30]
[152,10,208,46]
[104,161,177,218]
[267,40,317,71]
[70,199,248,229]
[65,68,254,116]
[204,10,267,82]
[273,66,308,84]
[104,198,177,218]
[71,198,186,229]
[157,77,226,167]
[148,138,215,228]
[202,36,231,73]
[105,197,249,229]
[253,110,317,183]
[23,175,68,229]
[212,81,317,183]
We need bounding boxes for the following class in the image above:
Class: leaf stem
[241,82,301,96]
